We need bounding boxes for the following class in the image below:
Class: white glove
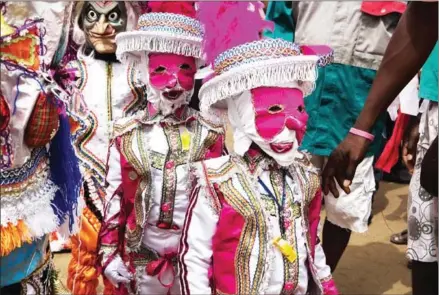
[103,255,133,287]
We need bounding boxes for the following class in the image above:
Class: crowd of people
[0,1,437,295]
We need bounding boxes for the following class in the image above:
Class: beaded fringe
[116,33,202,65]
[199,60,318,122]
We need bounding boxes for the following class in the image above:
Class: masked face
[228,85,308,166]
[146,53,196,115]
[81,1,127,54]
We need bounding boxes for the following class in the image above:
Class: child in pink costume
[178,2,337,294]
[98,2,225,294]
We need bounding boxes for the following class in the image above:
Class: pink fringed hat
[197,2,333,121]
[115,1,204,65]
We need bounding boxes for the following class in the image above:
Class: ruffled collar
[242,146,279,174]
[139,102,197,125]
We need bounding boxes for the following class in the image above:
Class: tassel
[49,108,81,232]
[0,221,32,257]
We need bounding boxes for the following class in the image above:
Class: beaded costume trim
[116,111,223,251]
[136,13,203,38]
[214,39,301,75]
[196,153,323,294]
[20,251,54,295]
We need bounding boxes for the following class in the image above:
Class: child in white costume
[178,2,337,295]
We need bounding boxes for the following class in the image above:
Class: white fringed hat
[115,1,204,65]
[197,2,333,122]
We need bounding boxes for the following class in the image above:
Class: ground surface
[54,181,411,295]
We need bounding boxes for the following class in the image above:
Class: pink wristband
[349,127,375,141]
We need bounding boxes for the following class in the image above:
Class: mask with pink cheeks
[228,82,308,167]
[145,53,196,116]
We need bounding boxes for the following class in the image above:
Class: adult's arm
[354,1,438,133]
[322,1,438,196]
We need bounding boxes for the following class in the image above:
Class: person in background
[179,2,337,295]
[321,2,438,295]
[265,1,406,271]
[0,2,80,294]
[65,2,145,294]
[98,2,225,294]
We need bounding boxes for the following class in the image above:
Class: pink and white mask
[228,82,308,167]
[144,53,196,116]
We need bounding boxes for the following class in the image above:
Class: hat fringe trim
[116,34,202,64]
[199,60,318,121]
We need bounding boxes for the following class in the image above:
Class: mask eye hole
[154,66,166,74]
[108,12,119,22]
[87,10,98,22]
[268,104,284,114]
[297,105,304,113]
[180,63,192,70]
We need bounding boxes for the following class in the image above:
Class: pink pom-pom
[198,1,273,65]
[147,1,196,18]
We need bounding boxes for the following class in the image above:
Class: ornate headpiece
[115,1,204,65]
[197,2,333,121]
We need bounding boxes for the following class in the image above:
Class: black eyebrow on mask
[107,5,122,17]
[84,2,95,13]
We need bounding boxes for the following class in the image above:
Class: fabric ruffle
[67,207,101,295]
[116,32,203,66]
[199,57,318,123]
[1,178,60,256]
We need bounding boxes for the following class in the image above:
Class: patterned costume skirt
[407,101,438,263]
[1,248,54,295]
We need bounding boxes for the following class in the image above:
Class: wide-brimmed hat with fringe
[115,1,204,65]
[197,2,333,122]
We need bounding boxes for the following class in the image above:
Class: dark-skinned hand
[322,133,371,197]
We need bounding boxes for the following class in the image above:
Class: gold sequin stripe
[292,166,319,254]
[219,180,254,295]
[159,125,185,226]
[106,63,113,121]
[118,129,152,250]
[131,245,177,269]
[294,166,320,204]
[113,118,139,137]
[207,160,235,179]
[75,112,107,181]
[119,130,147,175]
[269,170,301,292]
[188,120,202,161]
[63,60,87,91]
[149,150,193,171]
[150,150,165,170]
[124,64,144,116]
[126,180,148,251]
[238,173,268,294]
[193,130,219,162]
[137,128,153,225]
[280,176,301,295]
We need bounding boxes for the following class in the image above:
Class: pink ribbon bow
[145,252,176,288]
